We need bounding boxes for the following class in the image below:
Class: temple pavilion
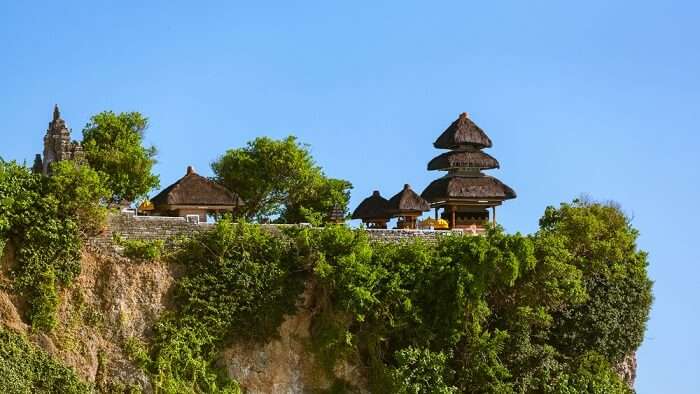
[387,184,430,229]
[352,185,430,230]
[146,166,244,222]
[421,113,516,230]
[351,190,392,228]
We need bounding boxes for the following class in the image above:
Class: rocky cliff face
[0,220,639,392]
[0,243,366,393]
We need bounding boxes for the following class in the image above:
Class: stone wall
[87,213,469,251]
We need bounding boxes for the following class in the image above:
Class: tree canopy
[211,136,352,224]
[47,160,111,236]
[81,111,160,203]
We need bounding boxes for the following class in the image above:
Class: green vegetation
[1,119,651,393]
[0,325,92,393]
[123,198,650,393]
[134,221,304,393]
[540,200,653,363]
[295,199,650,393]
[113,235,166,261]
[47,160,111,236]
[0,160,84,330]
[212,136,352,224]
[82,111,160,203]
[1,109,157,331]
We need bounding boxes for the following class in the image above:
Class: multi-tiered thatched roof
[422,113,516,205]
[427,149,500,171]
[421,175,516,201]
[433,112,493,149]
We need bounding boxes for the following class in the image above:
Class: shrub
[0,160,82,330]
[143,220,305,392]
[0,325,92,393]
[120,238,165,261]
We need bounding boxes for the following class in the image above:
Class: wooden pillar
[492,206,497,225]
[435,207,439,220]
[451,207,456,229]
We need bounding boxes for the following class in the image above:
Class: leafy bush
[115,237,165,261]
[389,347,458,394]
[47,160,110,236]
[295,200,651,393]
[0,325,92,393]
[554,352,632,394]
[0,160,83,330]
[142,220,305,393]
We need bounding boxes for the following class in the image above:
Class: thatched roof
[388,184,430,213]
[434,112,492,149]
[352,191,391,220]
[421,175,516,202]
[151,166,244,207]
[427,150,499,171]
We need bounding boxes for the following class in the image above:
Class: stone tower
[35,105,84,175]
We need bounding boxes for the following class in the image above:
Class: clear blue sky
[1,1,698,392]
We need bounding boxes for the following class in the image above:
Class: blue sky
[1,1,699,392]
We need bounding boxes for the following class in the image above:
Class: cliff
[0,215,449,393]
[0,214,639,392]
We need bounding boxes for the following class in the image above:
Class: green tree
[538,198,653,362]
[47,160,111,236]
[82,111,160,203]
[211,136,352,223]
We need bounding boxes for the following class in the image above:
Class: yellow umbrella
[138,200,155,213]
[419,217,450,229]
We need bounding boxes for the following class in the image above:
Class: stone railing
[86,213,470,252]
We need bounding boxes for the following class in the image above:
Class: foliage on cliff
[299,199,651,393]
[0,325,91,393]
[130,221,305,393]
[126,198,650,393]
[212,136,352,224]
[0,160,108,330]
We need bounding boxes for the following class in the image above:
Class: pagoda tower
[421,113,515,230]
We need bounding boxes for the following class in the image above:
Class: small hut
[352,190,392,229]
[387,184,430,229]
[150,166,244,222]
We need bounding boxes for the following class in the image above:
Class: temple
[351,191,392,228]
[33,105,84,175]
[387,184,430,229]
[421,113,516,231]
[146,166,244,223]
